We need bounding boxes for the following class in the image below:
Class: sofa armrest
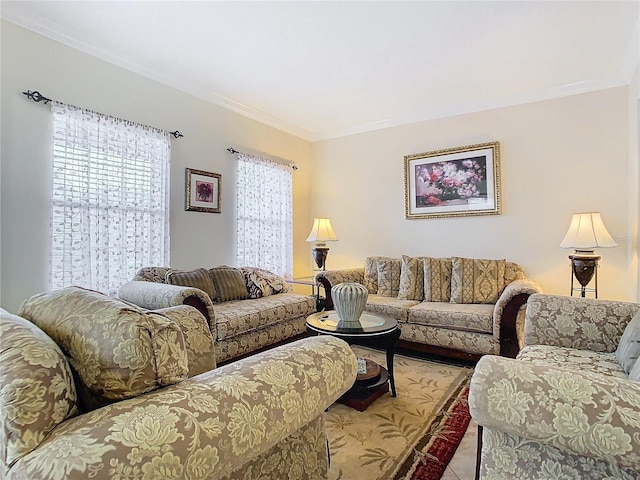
[493,279,543,357]
[118,280,216,325]
[152,305,217,376]
[469,355,640,473]
[524,294,640,352]
[9,336,358,479]
[316,268,365,310]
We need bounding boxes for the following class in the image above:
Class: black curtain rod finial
[170,130,184,138]
[227,147,240,154]
[23,90,52,104]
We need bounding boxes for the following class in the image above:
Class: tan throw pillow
[450,257,506,304]
[423,257,452,302]
[363,257,381,293]
[398,255,426,301]
[18,287,189,411]
[209,266,249,302]
[615,310,640,374]
[377,257,402,297]
[166,268,217,301]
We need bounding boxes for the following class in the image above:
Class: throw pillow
[241,267,289,298]
[398,255,426,301]
[363,256,381,293]
[209,266,249,302]
[376,257,402,298]
[423,257,453,302]
[18,287,189,411]
[450,257,506,304]
[166,268,217,302]
[615,310,640,374]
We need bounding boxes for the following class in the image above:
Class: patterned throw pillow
[241,267,289,298]
[376,257,402,297]
[630,357,640,382]
[398,255,426,301]
[615,311,640,374]
[423,257,453,302]
[209,267,249,302]
[166,268,217,302]
[363,257,381,293]
[450,257,506,304]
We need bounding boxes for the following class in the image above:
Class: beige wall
[630,65,640,301]
[0,21,314,312]
[311,88,635,301]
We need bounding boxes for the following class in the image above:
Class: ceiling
[2,1,639,141]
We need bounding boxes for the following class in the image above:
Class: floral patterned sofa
[317,256,541,360]
[118,266,317,363]
[1,286,357,480]
[469,294,640,479]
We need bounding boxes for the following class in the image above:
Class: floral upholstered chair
[1,287,358,480]
[469,294,640,480]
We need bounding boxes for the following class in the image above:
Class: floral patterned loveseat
[318,256,541,360]
[1,287,357,480]
[469,294,640,479]
[118,266,317,363]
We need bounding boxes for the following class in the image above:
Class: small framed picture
[404,141,501,219]
[185,168,221,213]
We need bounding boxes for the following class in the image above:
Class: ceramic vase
[331,282,368,328]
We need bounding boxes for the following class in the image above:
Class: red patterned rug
[396,384,472,480]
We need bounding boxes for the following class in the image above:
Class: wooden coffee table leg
[386,327,401,397]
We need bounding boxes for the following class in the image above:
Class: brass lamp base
[569,250,600,298]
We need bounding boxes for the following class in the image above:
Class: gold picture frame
[185,168,221,213]
[404,141,501,219]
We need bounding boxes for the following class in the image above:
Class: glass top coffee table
[306,311,401,403]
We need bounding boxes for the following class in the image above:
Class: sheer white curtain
[236,153,293,276]
[50,102,170,295]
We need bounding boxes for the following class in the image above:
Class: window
[50,102,170,295]
[236,153,293,276]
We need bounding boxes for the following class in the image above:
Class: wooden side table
[286,276,325,311]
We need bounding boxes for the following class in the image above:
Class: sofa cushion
[0,309,79,468]
[518,345,628,379]
[450,257,506,304]
[376,258,402,297]
[398,255,427,301]
[166,267,218,301]
[240,267,289,298]
[365,294,420,322]
[18,287,189,411]
[423,257,453,302]
[214,293,316,341]
[209,266,249,302]
[615,310,640,373]
[407,301,494,334]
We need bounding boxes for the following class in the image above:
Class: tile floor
[443,419,479,480]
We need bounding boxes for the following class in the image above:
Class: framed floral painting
[185,168,221,213]
[404,141,501,219]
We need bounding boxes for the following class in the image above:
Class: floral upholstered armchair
[1,287,358,480]
[469,294,640,480]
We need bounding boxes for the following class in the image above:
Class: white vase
[332,282,368,328]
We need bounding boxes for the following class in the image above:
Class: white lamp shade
[305,218,338,243]
[560,212,617,249]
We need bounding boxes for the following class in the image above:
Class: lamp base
[569,251,600,298]
[311,245,329,271]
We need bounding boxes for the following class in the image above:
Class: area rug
[325,346,473,480]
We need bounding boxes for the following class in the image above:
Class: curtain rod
[22,90,184,139]
[226,147,298,170]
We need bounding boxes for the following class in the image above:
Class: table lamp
[559,212,617,298]
[305,218,338,271]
